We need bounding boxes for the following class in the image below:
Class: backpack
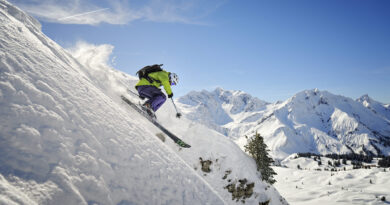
[136,64,163,83]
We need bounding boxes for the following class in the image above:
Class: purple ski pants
[137,85,166,112]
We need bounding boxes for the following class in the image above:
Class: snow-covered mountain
[178,88,390,160]
[357,94,390,122]
[0,1,287,204]
[178,88,269,136]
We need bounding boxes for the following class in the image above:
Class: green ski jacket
[135,71,173,95]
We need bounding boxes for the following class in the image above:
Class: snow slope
[273,155,389,205]
[178,89,390,160]
[0,1,287,204]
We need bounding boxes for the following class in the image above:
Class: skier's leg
[150,94,166,112]
[137,86,154,104]
[145,87,166,111]
[137,86,166,112]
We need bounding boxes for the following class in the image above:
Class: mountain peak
[213,87,224,93]
[177,88,270,134]
[357,94,371,102]
[180,88,269,113]
[212,87,246,96]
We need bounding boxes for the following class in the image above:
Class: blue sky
[11,0,390,103]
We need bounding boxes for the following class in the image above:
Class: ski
[121,95,191,148]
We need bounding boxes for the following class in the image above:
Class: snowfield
[273,155,389,205]
[0,1,287,204]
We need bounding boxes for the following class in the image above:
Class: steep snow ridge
[0,1,222,204]
[179,88,390,160]
[330,108,359,136]
[357,94,390,122]
[0,1,225,204]
[0,1,287,204]
[0,0,41,30]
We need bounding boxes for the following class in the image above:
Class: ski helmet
[169,73,179,85]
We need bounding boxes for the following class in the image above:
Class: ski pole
[171,98,182,118]
[127,89,140,97]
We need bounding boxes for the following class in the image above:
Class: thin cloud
[9,0,224,25]
[9,0,135,25]
[58,8,110,21]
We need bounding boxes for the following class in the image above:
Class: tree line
[297,152,373,163]
[378,156,390,167]
[297,152,390,168]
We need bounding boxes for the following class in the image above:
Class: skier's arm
[158,72,173,96]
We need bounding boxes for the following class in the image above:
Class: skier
[135,64,179,117]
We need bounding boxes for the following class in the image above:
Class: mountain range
[178,88,390,160]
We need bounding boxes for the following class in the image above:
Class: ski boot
[141,103,156,119]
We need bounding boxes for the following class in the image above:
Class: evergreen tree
[328,160,332,166]
[334,160,341,167]
[318,160,322,166]
[244,133,277,184]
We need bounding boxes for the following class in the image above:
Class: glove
[168,93,173,98]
